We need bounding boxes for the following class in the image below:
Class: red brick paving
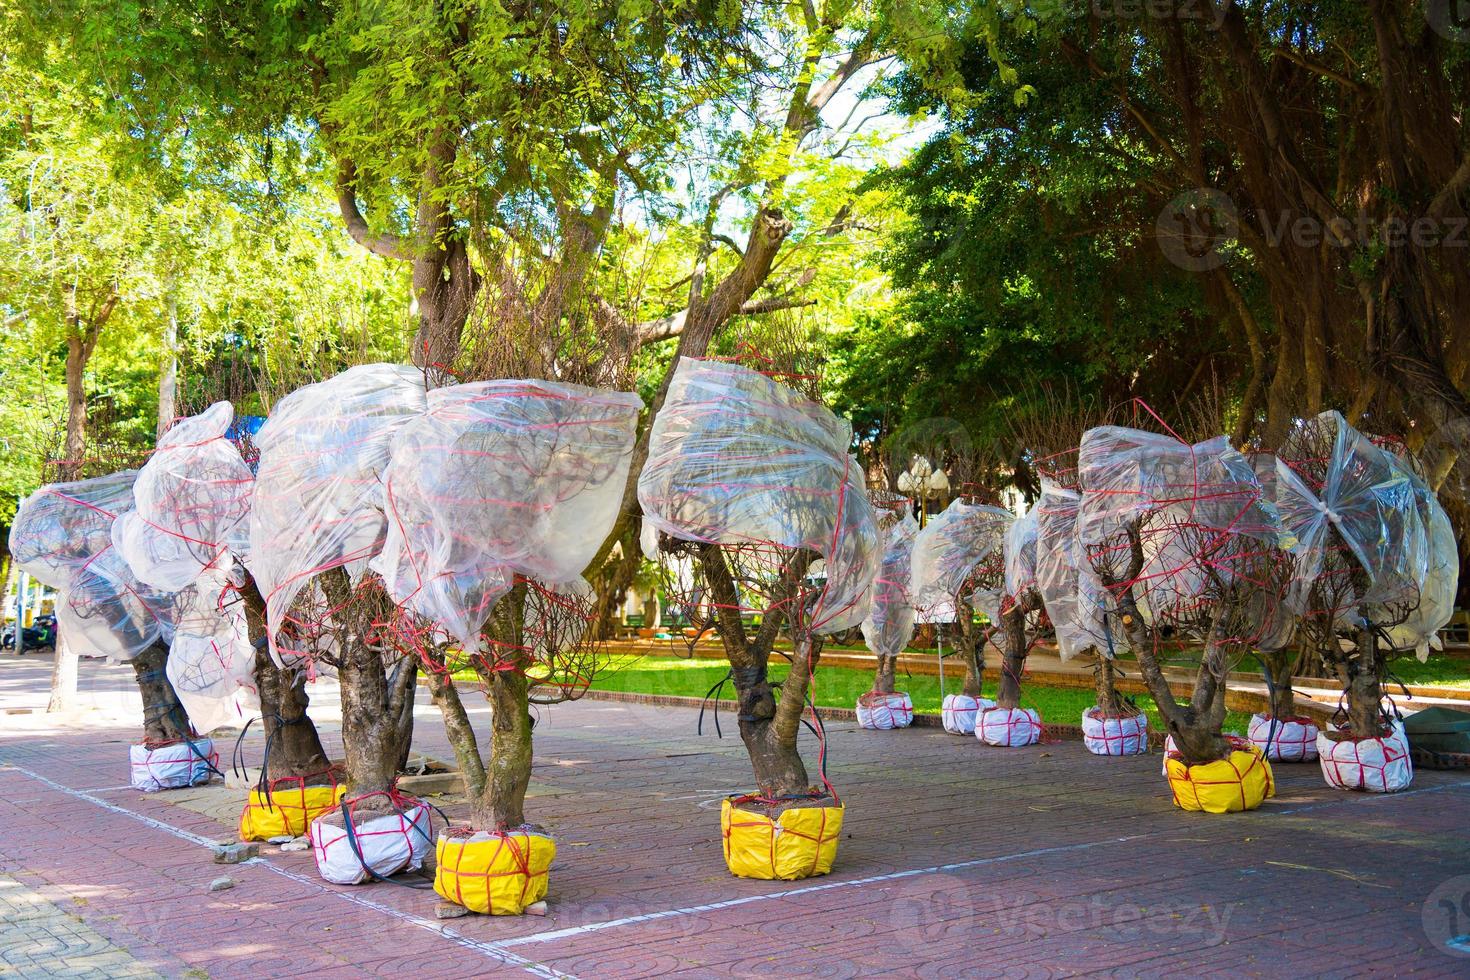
[3,658,1470,977]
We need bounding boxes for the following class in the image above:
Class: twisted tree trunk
[242,578,333,785]
[132,640,193,743]
[697,543,821,804]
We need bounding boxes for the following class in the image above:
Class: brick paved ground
[2,655,1469,978]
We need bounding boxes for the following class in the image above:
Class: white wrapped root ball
[1082,707,1148,756]
[977,706,1042,747]
[129,739,217,792]
[855,692,913,730]
[1318,720,1412,793]
[941,693,994,734]
[309,800,433,885]
[1247,713,1319,762]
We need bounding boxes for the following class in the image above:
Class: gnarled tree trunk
[1260,648,1301,720]
[872,655,898,695]
[697,542,821,803]
[951,608,986,699]
[1092,652,1124,716]
[995,595,1040,710]
[242,578,333,785]
[132,640,193,743]
[1338,624,1388,738]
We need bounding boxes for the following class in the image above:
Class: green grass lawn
[583,655,1255,733]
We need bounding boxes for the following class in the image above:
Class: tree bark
[696,542,818,801]
[1104,530,1229,766]
[424,667,487,800]
[46,630,78,713]
[1092,652,1123,716]
[241,578,333,784]
[131,640,193,743]
[1339,625,1388,738]
[472,670,534,829]
[1260,649,1300,720]
[157,289,178,439]
[319,569,418,798]
[995,597,1038,710]
[952,609,986,698]
[872,654,897,695]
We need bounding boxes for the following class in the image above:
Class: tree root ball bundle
[720,795,843,881]
[238,773,346,841]
[309,792,434,885]
[1164,738,1275,813]
[433,828,556,915]
[941,694,993,734]
[1318,721,1413,793]
[1081,708,1147,756]
[855,692,913,730]
[977,706,1042,747]
[1248,714,1320,762]
[129,738,217,792]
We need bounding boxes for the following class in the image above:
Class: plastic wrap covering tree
[372,378,642,835]
[10,471,205,760]
[910,497,1013,732]
[250,363,429,661]
[10,471,175,662]
[164,571,254,734]
[112,401,258,733]
[638,356,879,819]
[118,400,333,798]
[1079,418,1293,777]
[1277,411,1458,755]
[982,502,1045,745]
[112,401,253,592]
[375,380,643,672]
[857,500,918,729]
[246,365,431,845]
[1034,479,1110,662]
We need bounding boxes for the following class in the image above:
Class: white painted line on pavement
[2,764,575,980]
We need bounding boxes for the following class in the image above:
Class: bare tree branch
[335,159,409,261]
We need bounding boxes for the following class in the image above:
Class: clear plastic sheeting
[1034,480,1110,660]
[114,401,254,591]
[909,499,1012,624]
[374,380,642,652]
[116,401,258,726]
[860,513,919,660]
[250,364,429,658]
[1078,429,1286,549]
[1003,505,1038,601]
[638,357,879,634]
[1078,425,1289,635]
[1275,411,1457,653]
[9,471,174,660]
[166,571,255,733]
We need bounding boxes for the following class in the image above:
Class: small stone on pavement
[435,902,471,919]
[208,876,235,892]
[279,839,309,852]
[212,842,259,864]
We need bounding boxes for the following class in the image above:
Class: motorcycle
[2,613,57,651]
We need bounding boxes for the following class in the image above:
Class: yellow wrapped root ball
[239,776,346,840]
[434,829,556,915]
[1165,739,1275,813]
[721,795,843,880]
